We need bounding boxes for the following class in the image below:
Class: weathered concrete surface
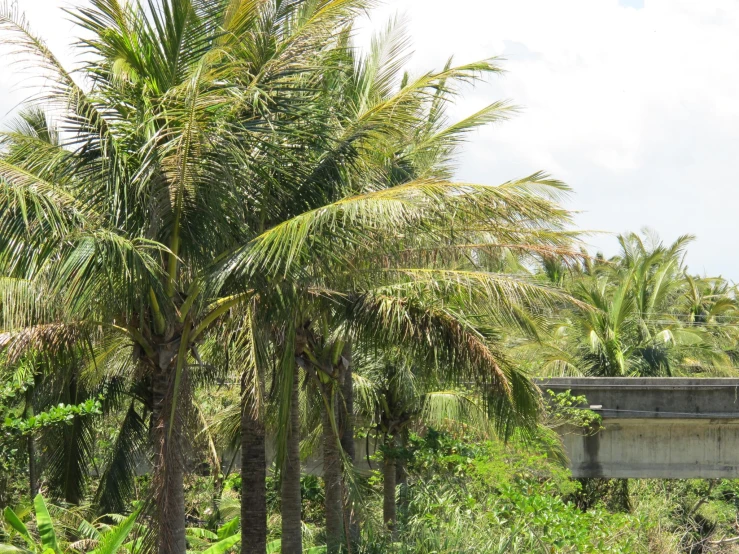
[537,377,739,418]
[557,419,739,478]
[536,378,739,478]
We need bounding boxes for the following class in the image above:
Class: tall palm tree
[212,21,582,554]
[1,6,582,554]
[259,17,586,550]
[0,1,370,552]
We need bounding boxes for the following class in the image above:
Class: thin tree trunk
[339,348,354,461]
[241,370,267,554]
[25,387,37,498]
[383,437,397,537]
[339,351,359,543]
[281,368,302,554]
[396,429,408,525]
[151,362,187,554]
[323,384,343,554]
[28,435,37,498]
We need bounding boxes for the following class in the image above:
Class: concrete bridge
[536,378,739,479]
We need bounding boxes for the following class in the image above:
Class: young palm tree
[530,231,735,377]
[350,350,493,533]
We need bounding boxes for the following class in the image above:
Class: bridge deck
[536,378,739,478]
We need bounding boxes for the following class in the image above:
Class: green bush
[359,429,650,553]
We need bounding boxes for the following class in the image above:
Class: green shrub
[359,429,650,553]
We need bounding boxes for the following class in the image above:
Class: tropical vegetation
[1,1,739,553]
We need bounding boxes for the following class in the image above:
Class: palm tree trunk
[25,387,37,498]
[339,346,355,461]
[151,362,187,554]
[383,437,397,536]
[322,384,343,554]
[396,429,408,525]
[339,353,359,543]
[61,374,85,504]
[241,371,267,554]
[281,368,302,554]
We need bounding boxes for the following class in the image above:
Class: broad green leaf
[186,527,218,540]
[3,507,32,549]
[305,547,326,554]
[33,495,59,554]
[90,508,141,554]
[200,534,240,554]
[216,517,239,539]
[3,506,36,550]
[77,519,102,541]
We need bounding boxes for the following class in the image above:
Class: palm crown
[0,1,583,553]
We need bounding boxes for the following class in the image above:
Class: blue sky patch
[619,0,645,9]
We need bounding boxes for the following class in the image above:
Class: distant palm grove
[1,1,739,553]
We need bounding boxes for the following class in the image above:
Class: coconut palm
[530,231,736,377]
[254,17,588,551]
[0,5,583,554]
[679,274,739,371]
[206,31,582,554]
[0,1,373,552]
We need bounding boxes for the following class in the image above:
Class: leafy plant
[359,429,649,553]
[3,400,102,435]
[1,494,140,554]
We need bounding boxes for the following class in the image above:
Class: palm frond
[94,400,148,515]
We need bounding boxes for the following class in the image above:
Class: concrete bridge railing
[536,378,739,479]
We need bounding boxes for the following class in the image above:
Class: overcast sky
[3,0,738,278]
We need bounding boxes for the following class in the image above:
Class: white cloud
[4,0,739,277]
[0,0,77,116]
[359,0,739,277]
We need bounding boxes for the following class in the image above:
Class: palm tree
[531,231,735,377]
[0,6,582,554]
[258,17,586,551]
[679,274,739,371]
[0,1,371,552]
[211,16,527,554]
[352,343,534,534]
